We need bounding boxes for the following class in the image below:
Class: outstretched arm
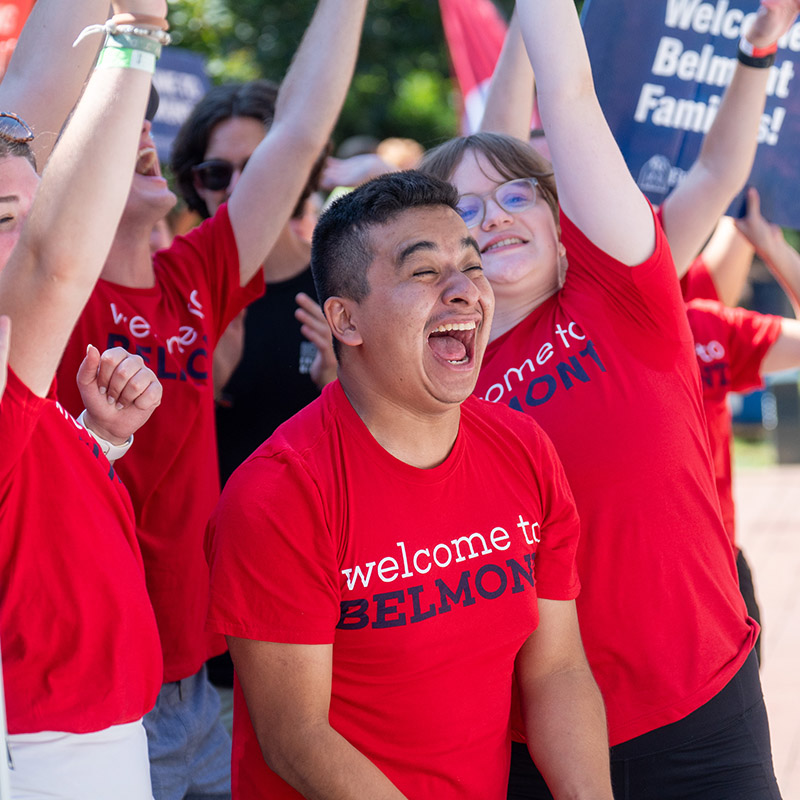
[229,0,368,285]
[516,0,654,266]
[517,599,613,800]
[479,11,535,142]
[229,637,408,800]
[0,1,166,397]
[0,0,111,170]
[661,0,800,276]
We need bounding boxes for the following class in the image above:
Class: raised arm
[0,0,110,170]
[479,11,536,142]
[516,0,654,265]
[0,1,166,397]
[517,599,613,800]
[229,0,367,285]
[733,187,800,373]
[737,188,800,316]
[229,637,408,800]
[696,217,755,306]
[661,0,800,277]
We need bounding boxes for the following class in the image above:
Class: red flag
[0,0,34,81]
[439,0,507,133]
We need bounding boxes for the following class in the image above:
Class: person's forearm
[259,722,408,800]
[760,237,800,315]
[521,665,613,799]
[228,0,367,282]
[272,0,367,154]
[0,0,110,170]
[479,12,535,141]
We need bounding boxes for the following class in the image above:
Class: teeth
[447,356,469,364]
[431,321,476,334]
[136,147,159,177]
[485,237,523,251]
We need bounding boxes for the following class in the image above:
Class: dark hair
[170,80,278,217]
[311,170,459,307]
[0,140,36,171]
[419,132,559,233]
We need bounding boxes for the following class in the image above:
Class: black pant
[508,651,781,800]
[737,548,762,664]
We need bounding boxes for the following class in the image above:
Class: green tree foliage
[167,0,516,147]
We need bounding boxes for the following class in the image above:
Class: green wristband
[96,45,157,74]
[107,31,163,58]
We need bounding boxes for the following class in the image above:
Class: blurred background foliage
[165,0,565,148]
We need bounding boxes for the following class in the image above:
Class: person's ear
[324,296,363,348]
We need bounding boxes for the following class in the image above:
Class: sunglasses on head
[0,111,34,145]
[456,177,540,228]
[192,157,249,192]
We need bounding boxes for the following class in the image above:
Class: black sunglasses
[192,157,249,192]
[0,111,34,144]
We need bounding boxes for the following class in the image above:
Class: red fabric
[681,255,721,303]
[476,207,757,745]
[56,204,264,682]
[0,369,161,733]
[439,0,508,132]
[0,1,35,79]
[206,382,581,800]
[687,299,781,544]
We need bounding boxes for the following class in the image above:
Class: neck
[262,225,312,283]
[339,373,462,470]
[101,219,156,288]
[489,283,560,342]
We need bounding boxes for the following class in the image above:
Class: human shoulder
[462,394,552,453]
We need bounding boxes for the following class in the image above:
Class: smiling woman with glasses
[417,0,790,797]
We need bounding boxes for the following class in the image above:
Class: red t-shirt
[680,254,720,303]
[686,299,781,543]
[206,382,581,800]
[0,370,162,734]
[56,204,264,682]
[476,208,757,746]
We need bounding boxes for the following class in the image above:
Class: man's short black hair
[310,170,459,306]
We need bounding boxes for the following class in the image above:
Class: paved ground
[734,464,800,799]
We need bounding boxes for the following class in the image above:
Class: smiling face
[330,204,494,413]
[123,121,176,227]
[449,149,565,309]
[0,155,39,271]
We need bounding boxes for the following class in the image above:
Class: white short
[7,718,153,800]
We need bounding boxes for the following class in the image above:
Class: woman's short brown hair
[419,132,559,234]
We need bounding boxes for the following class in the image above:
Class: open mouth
[481,236,525,254]
[427,320,477,365]
[135,146,161,178]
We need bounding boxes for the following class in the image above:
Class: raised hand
[295,292,338,389]
[745,0,800,48]
[77,345,162,444]
[735,188,786,262]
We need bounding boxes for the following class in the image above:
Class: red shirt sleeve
[206,446,341,644]
[155,203,265,346]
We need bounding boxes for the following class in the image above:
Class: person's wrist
[738,35,777,68]
[78,410,130,447]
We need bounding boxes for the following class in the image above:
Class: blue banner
[581,0,800,229]
[151,47,211,163]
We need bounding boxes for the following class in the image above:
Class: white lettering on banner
[635,83,786,144]
[618,1,800,161]
[340,515,540,591]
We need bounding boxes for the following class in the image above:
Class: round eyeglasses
[456,177,539,228]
